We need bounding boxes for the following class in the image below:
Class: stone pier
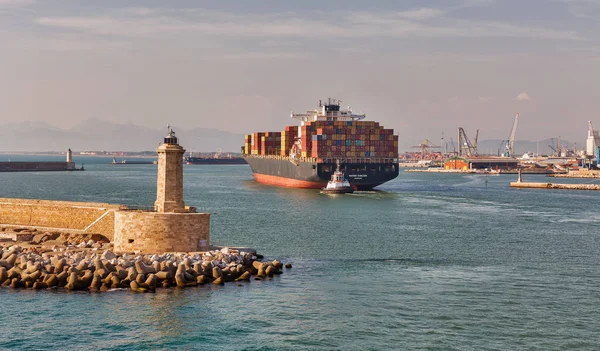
[510,181,600,190]
[510,170,600,191]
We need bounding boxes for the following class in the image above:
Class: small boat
[321,162,354,194]
[110,156,155,165]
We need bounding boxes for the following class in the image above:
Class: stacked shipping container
[280,126,298,156]
[249,132,265,155]
[244,121,398,159]
[243,134,251,155]
[244,132,283,155]
[300,124,313,158]
[260,132,281,156]
[308,120,398,159]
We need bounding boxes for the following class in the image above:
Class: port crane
[548,138,557,157]
[458,127,479,157]
[411,139,441,157]
[548,137,562,157]
[548,136,578,157]
[500,113,519,157]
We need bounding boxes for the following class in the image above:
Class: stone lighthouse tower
[155,126,186,212]
[113,125,210,253]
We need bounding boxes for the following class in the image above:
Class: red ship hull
[254,173,325,189]
[246,156,397,190]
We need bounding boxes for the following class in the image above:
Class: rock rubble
[0,245,289,292]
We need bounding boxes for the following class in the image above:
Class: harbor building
[444,156,519,171]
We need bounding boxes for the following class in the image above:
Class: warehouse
[444,157,519,171]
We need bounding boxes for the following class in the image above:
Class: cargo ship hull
[245,157,398,190]
[185,157,247,165]
[0,162,81,172]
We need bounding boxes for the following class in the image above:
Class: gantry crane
[458,127,479,157]
[500,113,519,157]
[548,137,558,157]
[548,136,565,157]
[411,139,441,157]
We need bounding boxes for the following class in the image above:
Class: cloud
[123,7,157,16]
[2,30,129,52]
[221,51,308,60]
[34,9,583,42]
[561,0,600,19]
[458,0,494,7]
[396,8,444,21]
[0,0,33,6]
[516,92,531,101]
[0,0,34,10]
[35,16,163,37]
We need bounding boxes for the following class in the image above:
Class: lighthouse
[154,126,186,213]
[114,125,211,253]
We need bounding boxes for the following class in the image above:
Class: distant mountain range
[0,119,585,156]
[0,119,245,153]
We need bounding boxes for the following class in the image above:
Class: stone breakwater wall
[549,170,600,178]
[0,198,124,240]
[0,245,291,291]
[114,210,210,253]
[510,182,600,190]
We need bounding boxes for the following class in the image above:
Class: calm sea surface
[1,155,600,350]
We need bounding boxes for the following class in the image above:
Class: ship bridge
[291,98,366,124]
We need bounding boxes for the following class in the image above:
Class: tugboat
[321,161,354,194]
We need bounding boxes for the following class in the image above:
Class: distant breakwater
[510,181,600,191]
[0,245,290,292]
[549,170,600,178]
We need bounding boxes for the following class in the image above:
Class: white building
[586,129,600,157]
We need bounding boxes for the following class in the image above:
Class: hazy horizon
[1,0,599,149]
[0,117,580,155]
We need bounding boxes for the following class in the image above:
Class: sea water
[1,159,599,350]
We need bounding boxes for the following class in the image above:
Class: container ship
[242,99,399,190]
[184,152,247,165]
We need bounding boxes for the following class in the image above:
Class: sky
[1,0,600,149]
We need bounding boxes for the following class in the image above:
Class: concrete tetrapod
[0,245,290,292]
